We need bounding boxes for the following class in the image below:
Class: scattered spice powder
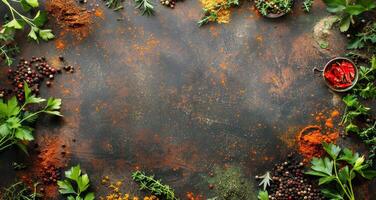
[100,176,159,200]
[55,39,66,50]
[186,192,203,200]
[46,0,92,40]
[200,0,232,24]
[297,125,339,161]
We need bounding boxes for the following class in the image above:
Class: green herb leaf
[321,189,344,199]
[323,142,341,159]
[318,175,336,185]
[46,98,62,111]
[338,148,359,165]
[25,0,39,8]
[38,29,54,41]
[65,165,82,181]
[33,11,48,27]
[257,190,269,200]
[15,126,34,141]
[57,180,76,194]
[59,165,94,199]
[344,5,366,15]
[4,19,23,30]
[339,15,351,32]
[84,193,95,200]
[343,95,357,107]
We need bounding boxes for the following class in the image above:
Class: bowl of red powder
[321,57,358,92]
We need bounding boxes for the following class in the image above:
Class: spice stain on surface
[46,0,93,40]
[298,125,339,161]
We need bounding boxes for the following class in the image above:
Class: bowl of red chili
[320,57,358,92]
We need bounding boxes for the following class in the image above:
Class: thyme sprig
[302,0,314,12]
[134,0,154,16]
[1,181,42,200]
[132,171,178,200]
[103,0,124,11]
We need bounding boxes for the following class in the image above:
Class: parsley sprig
[0,83,62,153]
[1,0,54,42]
[134,0,154,16]
[306,143,376,200]
[132,171,178,200]
[58,165,95,200]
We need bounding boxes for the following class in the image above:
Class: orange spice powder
[297,125,339,161]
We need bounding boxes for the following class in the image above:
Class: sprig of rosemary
[131,171,178,200]
[103,0,124,11]
[134,0,154,16]
[302,0,314,12]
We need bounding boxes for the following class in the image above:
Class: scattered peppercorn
[257,153,324,200]
[39,165,61,184]
[5,57,71,101]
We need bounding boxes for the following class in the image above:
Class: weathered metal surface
[1,0,375,199]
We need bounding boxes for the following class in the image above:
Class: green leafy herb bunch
[1,0,54,42]
[0,82,62,153]
[132,170,179,200]
[57,165,95,200]
[306,142,376,200]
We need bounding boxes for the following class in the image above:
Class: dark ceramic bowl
[315,57,358,92]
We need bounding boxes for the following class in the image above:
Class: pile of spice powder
[100,176,159,200]
[297,125,339,161]
[46,0,92,40]
[200,0,232,24]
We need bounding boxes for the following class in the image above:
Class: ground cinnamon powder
[46,0,92,40]
[298,125,339,161]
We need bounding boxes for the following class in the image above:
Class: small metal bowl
[256,0,294,18]
[314,57,358,92]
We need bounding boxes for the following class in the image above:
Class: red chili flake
[324,61,355,89]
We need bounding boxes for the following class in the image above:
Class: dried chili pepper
[324,61,355,89]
